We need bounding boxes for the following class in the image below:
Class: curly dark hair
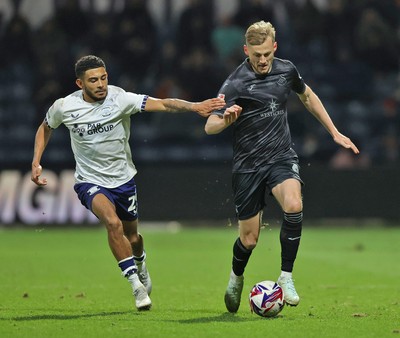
[74,55,106,78]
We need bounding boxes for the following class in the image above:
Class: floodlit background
[0,0,399,224]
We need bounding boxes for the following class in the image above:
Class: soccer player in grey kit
[205,21,359,313]
[31,55,225,311]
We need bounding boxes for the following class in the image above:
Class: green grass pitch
[0,223,399,338]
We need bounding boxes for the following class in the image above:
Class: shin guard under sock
[280,212,303,272]
[232,237,252,276]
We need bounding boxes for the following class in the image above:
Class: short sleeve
[291,65,306,94]
[45,98,64,129]
[117,91,148,116]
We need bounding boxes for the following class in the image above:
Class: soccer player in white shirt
[31,55,225,310]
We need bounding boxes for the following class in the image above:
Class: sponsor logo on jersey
[260,99,285,119]
[72,124,86,137]
[87,123,114,135]
[72,123,114,137]
[268,98,278,112]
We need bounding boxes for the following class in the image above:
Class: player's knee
[283,197,302,214]
[104,216,123,234]
[241,234,258,250]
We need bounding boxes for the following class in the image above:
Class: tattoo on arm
[162,99,194,113]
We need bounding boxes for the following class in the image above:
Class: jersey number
[128,194,138,213]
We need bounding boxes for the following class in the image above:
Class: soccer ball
[249,280,285,317]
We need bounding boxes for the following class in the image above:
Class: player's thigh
[271,178,302,212]
[91,193,119,226]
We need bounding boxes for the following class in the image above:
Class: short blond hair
[245,21,276,45]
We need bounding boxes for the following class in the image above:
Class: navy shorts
[74,177,139,221]
[232,160,304,220]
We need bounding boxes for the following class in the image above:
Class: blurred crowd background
[0,0,399,170]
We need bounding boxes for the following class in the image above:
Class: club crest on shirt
[101,106,112,117]
[277,75,287,86]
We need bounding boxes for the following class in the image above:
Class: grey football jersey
[215,58,306,173]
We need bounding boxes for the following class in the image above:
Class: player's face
[76,67,108,103]
[244,37,277,75]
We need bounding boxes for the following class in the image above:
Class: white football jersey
[45,85,147,188]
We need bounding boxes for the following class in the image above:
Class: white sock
[280,271,293,279]
[127,272,142,290]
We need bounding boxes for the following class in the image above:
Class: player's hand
[193,98,226,117]
[223,105,242,126]
[31,164,47,186]
[333,132,360,154]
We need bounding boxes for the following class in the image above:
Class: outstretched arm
[205,105,242,135]
[31,121,53,186]
[144,97,226,117]
[298,85,359,154]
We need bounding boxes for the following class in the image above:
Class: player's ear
[274,41,278,52]
[243,44,249,56]
[76,78,83,89]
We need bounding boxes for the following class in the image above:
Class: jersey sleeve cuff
[141,95,148,112]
